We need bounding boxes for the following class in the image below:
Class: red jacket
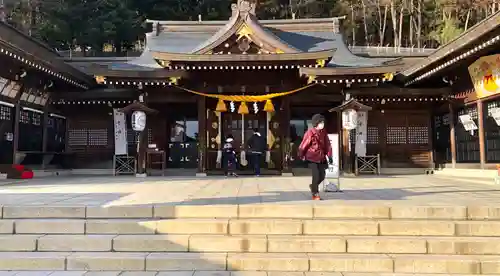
[298,128,332,163]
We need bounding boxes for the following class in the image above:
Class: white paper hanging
[355,111,367,157]
[113,109,128,155]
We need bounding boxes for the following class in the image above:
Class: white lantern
[131,111,146,131]
[342,109,357,130]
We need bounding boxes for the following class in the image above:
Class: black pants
[250,152,262,175]
[309,162,327,194]
[223,154,236,175]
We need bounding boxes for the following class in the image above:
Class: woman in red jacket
[298,114,332,200]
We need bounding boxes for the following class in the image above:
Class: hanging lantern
[215,99,227,112]
[342,108,358,130]
[263,99,275,112]
[238,102,249,114]
[131,110,146,132]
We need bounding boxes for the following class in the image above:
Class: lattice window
[386,126,406,144]
[20,111,30,124]
[88,129,108,146]
[32,113,41,126]
[69,129,88,146]
[487,100,500,116]
[367,127,379,144]
[459,106,478,120]
[408,126,429,144]
[0,106,11,121]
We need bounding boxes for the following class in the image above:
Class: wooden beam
[197,95,206,174]
[448,102,457,168]
[477,100,486,169]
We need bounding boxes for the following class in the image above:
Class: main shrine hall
[0,0,499,177]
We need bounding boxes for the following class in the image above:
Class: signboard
[342,109,357,130]
[468,54,500,99]
[490,107,500,126]
[355,111,367,156]
[113,109,128,155]
[131,111,146,131]
[327,134,340,178]
[458,114,478,132]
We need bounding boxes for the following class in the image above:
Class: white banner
[458,114,478,131]
[113,109,128,155]
[355,111,367,157]
[490,107,500,126]
[327,134,340,178]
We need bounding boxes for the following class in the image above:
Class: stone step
[2,234,500,254]
[1,205,500,220]
[2,273,500,276]
[0,252,499,273]
[5,218,500,236]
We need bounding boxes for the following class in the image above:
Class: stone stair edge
[0,205,500,220]
[1,252,500,273]
[2,218,499,237]
[0,273,499,276]
[3,233,500,255]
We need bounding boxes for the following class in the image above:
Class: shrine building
[0,1,498,178]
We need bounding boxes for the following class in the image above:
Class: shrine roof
[86,0,395,76]
[0,22,94,89]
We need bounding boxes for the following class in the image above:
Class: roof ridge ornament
[232,0,257,18]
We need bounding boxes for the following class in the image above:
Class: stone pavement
[0,175,498,206]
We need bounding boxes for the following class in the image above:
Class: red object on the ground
[20,171,33,179]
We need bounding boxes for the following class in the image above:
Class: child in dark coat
[223,135,238,177]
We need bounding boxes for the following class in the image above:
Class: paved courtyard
[0,174,498,206]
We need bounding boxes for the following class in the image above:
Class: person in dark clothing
[298,114,332,200]
[246,128,267,176]
[223,135,238,177]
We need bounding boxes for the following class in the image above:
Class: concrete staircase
[0,204,500,275]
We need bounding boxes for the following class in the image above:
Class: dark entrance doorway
[218,112,278,175]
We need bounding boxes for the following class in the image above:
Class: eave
[0,22,94,89]
[300,64,404,76]
[87,64,188,79]
[152,49,335,63]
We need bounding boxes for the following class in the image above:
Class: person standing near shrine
[298,114,332,200]
[246,128,267,176]
[223,135,238,177]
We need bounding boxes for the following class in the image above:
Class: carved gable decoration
[194,0,299,55]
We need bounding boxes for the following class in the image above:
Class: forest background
[1,0,499,56]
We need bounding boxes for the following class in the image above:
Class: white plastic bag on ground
[323,179,339,192]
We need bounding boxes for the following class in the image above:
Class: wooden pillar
[477,100,486,168]
[197,96,206,174]
[342,128,351,173]
[281,97,291,173]
[41,106,49,169]
[137,97,149,175]
[12,103,21,164]
[448,102,457,168]
[11,83,25,164]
